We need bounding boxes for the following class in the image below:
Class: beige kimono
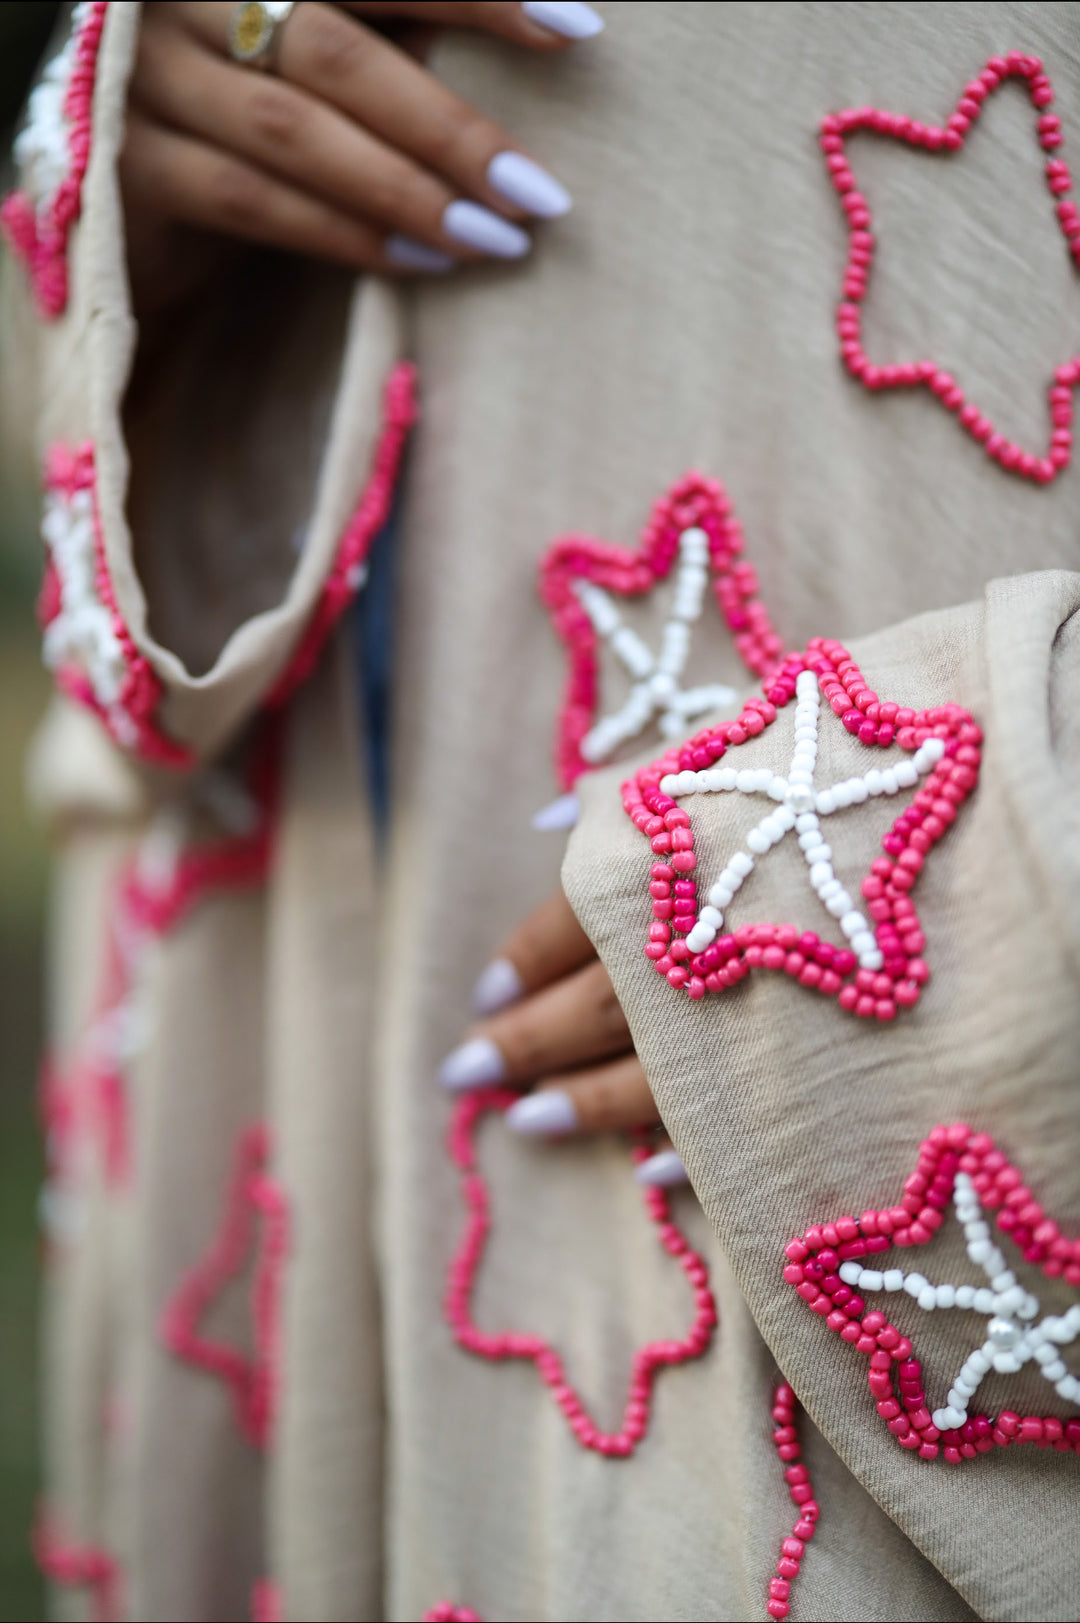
[11,3,1080,1620]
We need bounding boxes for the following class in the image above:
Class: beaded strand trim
[622,641,979,1018]
[39,442,194,767]
[824,50,1080,483]
[159,1120,289,1451]
[0,2,108,319]
[782,1124,1080,1464]
[267,361,417,707]
[445,1091,718,1458]
[33,1507,122,1623]
[767,1383,819,1621]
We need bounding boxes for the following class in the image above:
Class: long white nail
[635,1150,689,1187]
[487,152,572,219]
[522,1,605,39]
[443,201,531,259]
[531,792,580,832]
[386,235,455,272]
[472,958,525,1016]
[438,1036,506,1091]
[506,1090,579,1136]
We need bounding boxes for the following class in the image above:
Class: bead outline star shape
[823,49,1080,484]
[621,636,980,1020]
[783,1123,1080,1463]
[658,669,945,972]
[539,471,788,790]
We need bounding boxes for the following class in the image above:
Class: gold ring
[228,1,297,70]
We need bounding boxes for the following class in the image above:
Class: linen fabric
[14,3,1080,1620]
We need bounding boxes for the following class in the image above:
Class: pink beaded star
[159,1123,289,1450]
[783,1123,1080,1463]
[539,471,787,790]
[445,1091,717,1458]
[622,645,980,1020]
[824,49,1080,482]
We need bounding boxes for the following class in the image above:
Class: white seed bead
[883,1270,905,1291]
[709,883,734,909]
[860,1270,884,1292]
[729,852,753,878]
[904,1273,929,1297]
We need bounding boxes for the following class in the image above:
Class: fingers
[635,1141,690,1187]
[120,112,403,274]
[472,889,596,1014]
[176,3,572,243]
[134,19,483,263]
[504,1054,661,1136]
[341,2,605,48]
[440,959,630,1091]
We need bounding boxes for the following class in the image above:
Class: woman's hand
[120,1,601,314]
[438,889,689,1187]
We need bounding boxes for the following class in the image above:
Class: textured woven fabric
[16,4,1080,1619]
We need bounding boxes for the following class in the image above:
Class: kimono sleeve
[3,1,413,773]
[563,569,1080,1623]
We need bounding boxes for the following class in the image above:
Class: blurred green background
[0,5,63,1620]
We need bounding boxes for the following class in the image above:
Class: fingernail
[472,957,525,1016]
[386,234,456,273]
[531,792,580,832]
[634,1150,689,1188]
[443,200,531,259]
[522,1,605,39]
[438,1036,507,1092]
[487,151,572,219]
[506,1090,579,1136]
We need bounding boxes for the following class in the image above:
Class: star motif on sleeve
[783,1123,1080,1463]
[823,49,1080,483]
[657,670,945,973]
[621,639,980,1020]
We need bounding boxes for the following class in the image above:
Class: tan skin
[119,2,663,1140]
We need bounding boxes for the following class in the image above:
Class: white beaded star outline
[657,670,945,970]
[840,1171,1080,1432]
[572,526,737,764]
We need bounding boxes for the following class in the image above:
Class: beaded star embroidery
[539,472,785,790]
[783,1123,1080,1462]
[824,50,1080,483]
[159,1122,288,1451]
[623,638,979,1019]
[446,1091,717,1458]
